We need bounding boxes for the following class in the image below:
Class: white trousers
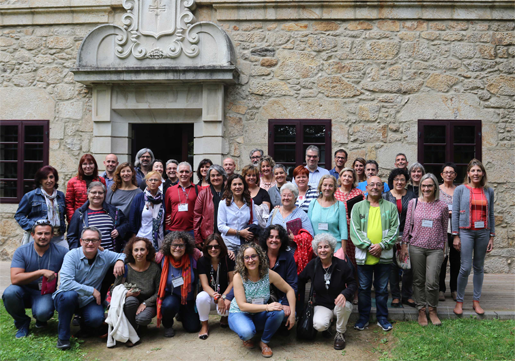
[313,301,353,334]
[196,291,229,322]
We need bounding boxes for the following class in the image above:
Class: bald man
[102,154,119,189]
[223,157,236,177]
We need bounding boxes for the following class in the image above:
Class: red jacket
[65,176,106,221]
[193,187,215,247]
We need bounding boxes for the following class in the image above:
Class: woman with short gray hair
[407,162,426,196]
[268,164,288,208]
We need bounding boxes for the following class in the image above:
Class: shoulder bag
[296,260,318,340]
[396,198,417,270]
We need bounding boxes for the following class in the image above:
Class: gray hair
[312,233,337,255]
[134,148,155,167]
[280,182,299,200]
[249,148,264,159]
[419,173,440,200]
[166,159,178,167]
[305,145,320,157]
[207,164,227,185]
[81,226,102,240]
[87,181,106,193]
[273,164,287,174]
[408,162,426,185]
[177,161,192,172]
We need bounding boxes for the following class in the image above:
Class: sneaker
[334,332,346,350]
[35,320,48,329]
[164,327,175,338]
[56,339,71,350]
[15,320,30,339]
[377,319,393,331]
[354,319,369,331]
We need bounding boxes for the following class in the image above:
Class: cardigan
[452,184,495,237]
[382,189,415,233]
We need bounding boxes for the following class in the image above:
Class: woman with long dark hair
[106,162,142,217]
[196,158,213,189]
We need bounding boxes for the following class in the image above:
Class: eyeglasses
[82,238,100,244]
[208,245,221,250]
[171,244,186,249]
[244,254,258,261]
[306,155,318,159]
[368,183,383,188]
[147,178,160,183]
[89,191,104,195]
[251,156,261,160]
[140,156,151,159]
[336,157,347,160]
[442,171,455,175]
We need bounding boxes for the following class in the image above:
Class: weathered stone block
[448,21,469,31]
[402,21,427,31]
[426,73,460,92]
[398,32,418,41]
[349,124,387,143]
[478,44,496,59]
[313,22,340,32]
[307,35,337,52]
[358,104,380,121]
[326,60,367,75]
[347,21,373,31]
[251,66,271,76]
[275,50,320,79]
[47,36,74,49]
[0,37,14,47]
[19,36,43,50]
[429,22,446,31]
[230,104,248,114]
[377,20,400,32]
[12,73,36,87]
[260,58,278,67]
[250,47,275,57]
[492,32,515,45]
[317,76,362,98]
[37,66,66,84]
[442,32,463,41]
[249,79,293,96]
[484,257,509,273]
[421,31,439,40]
[353,41,400,60]
[54,84,76,100]
[486,75,515,96]
[452,43,476,59]
[226,115,243,137]
[463,60,497,72]
[58,101,83,120]
[281,23,308,31]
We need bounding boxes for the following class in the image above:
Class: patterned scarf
[40,187,60,227]
[144,189,164,250]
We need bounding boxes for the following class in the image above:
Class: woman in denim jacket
[452,159,495,316]
[14,165,68,248]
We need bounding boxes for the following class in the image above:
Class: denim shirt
[14,188,66,234]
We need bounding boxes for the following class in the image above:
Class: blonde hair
[316,174,337,200]
[337,167,358,188]
[145,171,162,183]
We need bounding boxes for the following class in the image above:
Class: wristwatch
[221,294,227,300]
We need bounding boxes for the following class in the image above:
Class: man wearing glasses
[2,220,68,339]
[295,145,330,188]
[134,148,155,184]
[249,148,264,166]
[329,149,348,180]
[53,226,125,350]
[350,177,399,333]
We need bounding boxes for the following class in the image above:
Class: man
[165,162,199,236]
[350,177,399,332]
[164,159,179,195]
[2,220,68,338]
[394,153,408,169]
[223,157,236,177]
[294,145,330,188]
[53,226,125,349]
[134,148,155,184]
[249,148,264,166]
[329,149,348,180]
[356,160,390,195]
[101,154,119,189]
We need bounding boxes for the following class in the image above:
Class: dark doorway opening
[131,123,194,165]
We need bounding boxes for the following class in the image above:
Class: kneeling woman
[298,233,357,350]
[229,244,296,358]
[196,234,235,340]
[157,232,200,337]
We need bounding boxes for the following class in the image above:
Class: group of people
[4,145,495,357]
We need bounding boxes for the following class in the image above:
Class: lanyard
[37,246,52,271]
[210,262,221,293]
[178,186,192,204]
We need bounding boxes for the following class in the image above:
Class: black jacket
[382,189,415,233]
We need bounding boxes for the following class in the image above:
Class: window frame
[0,120,49,203]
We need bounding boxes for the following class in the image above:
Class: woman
[298,233,356,350]
[267,183,314,236]
[268,164,288,208]
[383,168,416,308]
[157,231,201,337]
[193,165,227,248]
[407,162,426,196]
[65,154,106,221]
[439,162,460,302]
[242,164,271,227]
[196,158,213,188]
[229,243,296,358]
[452,159,495,316]
[259,155,276,191]
[308,175,347,253]
[293,165,318,213]
[196,234,235,339]
[352,157,366,183]
[402,174,448,326]
[129,171,166,251]
[107,162,142,217]
[15,165,67,248]
[218,174,258,257]
[139,160,165,192]
[111,237,161,346]
[67,181,129,250]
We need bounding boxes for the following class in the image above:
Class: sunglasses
[208,245,221,250]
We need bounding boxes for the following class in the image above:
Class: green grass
[383,318,515,361]
[0,301,87,361]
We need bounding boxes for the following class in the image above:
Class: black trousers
[439,233,461,293]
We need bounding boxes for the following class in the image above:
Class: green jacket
[349,198,399,265]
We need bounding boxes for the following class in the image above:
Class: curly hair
[387,168,409,190]
[161,231,196,257]
[235,243,269,281]
[111,162,137,192]
[202,233,228,260]
[222,174,252,207]
[124,236,156,264]
[241,164,260,186]
[259,155,276,174]
[259,225,290,253]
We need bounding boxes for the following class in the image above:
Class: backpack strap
[249,199,253,225]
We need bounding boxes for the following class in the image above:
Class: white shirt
[217,199,258,252]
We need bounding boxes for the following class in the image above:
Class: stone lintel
[0,6,116,26]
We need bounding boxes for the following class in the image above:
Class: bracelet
[214,295,220,303]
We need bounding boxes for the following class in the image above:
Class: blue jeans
[229,310,284,344]
[54,291,105,341]
[161,293,200,332]
[457,229,490,302]
[357,263,391,322]
[2,285,55,329]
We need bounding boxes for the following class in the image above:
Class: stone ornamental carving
[116,0,200,59]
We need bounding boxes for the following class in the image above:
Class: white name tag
[448,205,453,211]
[172,276,184,288]
[474,221,485,229]
[251,298,265,305]
[422,220,433,228]
[178,203,188,212]
[318,222,329,231]
[38,281,42,290]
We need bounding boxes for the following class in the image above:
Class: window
[268,119,332,179]
[0,120,49,203]
[418,120,482,183]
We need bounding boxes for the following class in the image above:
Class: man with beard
[134,148,155,184]
[101,154,119,189]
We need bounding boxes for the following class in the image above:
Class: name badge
[38,281,42,290]
[318,223,329,231]
[178,203,188,212]
[172,276,184,288]
[474,221,485,229]
[422,220,433,228]
[251,298,265,305]
[448,205,453,211]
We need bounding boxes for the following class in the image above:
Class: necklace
[322,264,331,290]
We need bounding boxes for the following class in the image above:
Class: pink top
[403,198,449,250]
[260,178,276,192]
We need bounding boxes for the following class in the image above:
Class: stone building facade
[0,1,514,272]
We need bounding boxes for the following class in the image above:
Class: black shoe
[57,339,71,350]
[35,320,48,329]
[72,315,81,326]
[73,328,91,339]
[402,299,416,308]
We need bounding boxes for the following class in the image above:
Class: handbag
[396,199,418,270]
[296,260,318,340]
[41,275,57,295]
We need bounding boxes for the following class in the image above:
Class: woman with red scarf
[156,231,201,337]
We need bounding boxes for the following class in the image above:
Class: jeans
[54,291,105,341]
[161,293,200,332]
[410,245,444,310]
[439,233,461,293]
[229,310,284,344]
[2,285,55,329]
[124,296,156,329]
[457,229,490,302]
[357,263,390,322]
